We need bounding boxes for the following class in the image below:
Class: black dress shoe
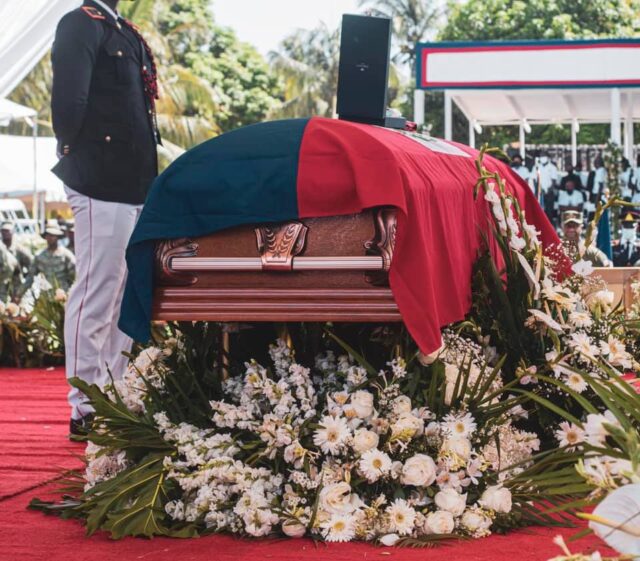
[69,414,94,438]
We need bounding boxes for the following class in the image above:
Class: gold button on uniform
[105,136,112,143]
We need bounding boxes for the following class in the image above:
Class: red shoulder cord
[122,19,160,134]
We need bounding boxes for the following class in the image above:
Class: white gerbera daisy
[568,311,593,329]
[569,333,600,361]
[321,513,356,542]
[313,415,350,455]
[359,449,392,482]
[564,372,588,393]
[386,498,417,536]
[442,412,477,438]
[554,422,584,449]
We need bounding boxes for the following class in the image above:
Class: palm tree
[269,24,341,119]
[358,0,441,78]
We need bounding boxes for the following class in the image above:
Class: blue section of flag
[597,208,613,260]
[119,118,310,342]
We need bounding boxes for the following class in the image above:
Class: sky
[212,0,362,55]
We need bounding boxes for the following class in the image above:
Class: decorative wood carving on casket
[155,238,199,286]
[152,207,403,322]
[364,207,397,286]
[255,222,308,271]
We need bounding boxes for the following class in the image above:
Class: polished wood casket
[152,207,640,322]
[152,207,403,323]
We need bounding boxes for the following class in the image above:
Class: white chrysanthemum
[386,498,417,536]
[321,513,356,542]
[555,422,584,449]
[564,372,588,393]
[442,412,477,438]
[359,449,392,482]
[313,415,350,455]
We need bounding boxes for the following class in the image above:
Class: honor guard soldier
[612,213,640,267]
[19,227,76,296]
[51,0,160,434]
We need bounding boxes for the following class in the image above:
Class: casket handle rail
[164,208,397,279]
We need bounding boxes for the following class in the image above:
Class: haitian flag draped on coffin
[119,117,558,353]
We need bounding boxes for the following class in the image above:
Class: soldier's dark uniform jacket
[612,241,640,267]
[51,0,160,205]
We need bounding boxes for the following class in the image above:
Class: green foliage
[440,0,640,42]
[154,0,281,134]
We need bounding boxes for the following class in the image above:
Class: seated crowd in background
[0,219,76,303]
[511,151,640,268]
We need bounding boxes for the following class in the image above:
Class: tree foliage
[440,0,640,41]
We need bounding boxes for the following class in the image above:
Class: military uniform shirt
[0,245,18,303]
[6,242,34,275]
[21,247,76,294]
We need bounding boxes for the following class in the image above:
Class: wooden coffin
[152,207,403,322]
[152,206,640,322]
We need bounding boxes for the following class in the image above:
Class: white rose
[479,485,512,514]
[460,509,492,534]
[319,482,359,514]
[54,288,67,302]
[392,395,412,415]
[353,428,379,454]
[351,390,374,418]
[391,414,424,439]
[400,454,436,487]
[442,437,472,461]
[282,519,306,538]
[434,489,467,516]
[425,510,455,535]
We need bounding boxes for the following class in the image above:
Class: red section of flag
[296,117,559,353]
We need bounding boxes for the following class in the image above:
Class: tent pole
[611,88,622,145]
[468,119,475,148]
[32,119,38,231]
[413,89,425,127]
[571,120,578,167]
[444,91,452,141]
[624,92,634,160]
[519,123,525,158]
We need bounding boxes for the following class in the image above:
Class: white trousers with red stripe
[64,187,143,420]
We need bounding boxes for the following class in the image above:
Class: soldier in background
[561,210,612,267]
[0,243,19,303]
[612,213,640,267]
[1,221,33,278]
[19,227,76,296]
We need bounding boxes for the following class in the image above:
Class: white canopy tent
[0,135,64,201]
[0,0,79,224]
[0,0,81,98]
[413,39,640,164]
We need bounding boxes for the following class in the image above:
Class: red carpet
[0,368,615,561]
